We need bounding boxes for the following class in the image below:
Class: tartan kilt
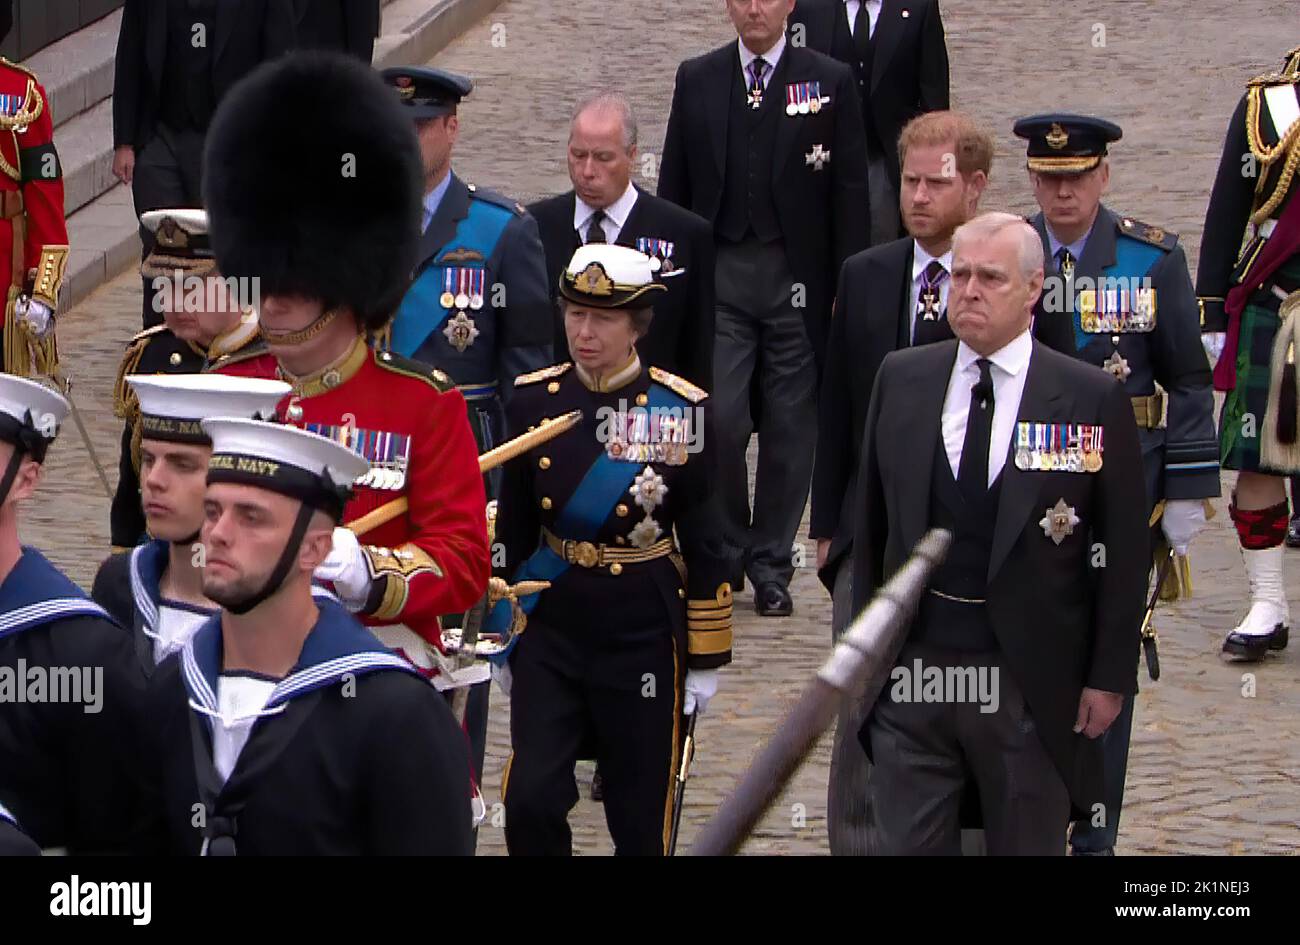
[1219,256,1300,473]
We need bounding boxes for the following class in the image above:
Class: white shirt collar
[954,328,1033,380]
[738,33,786,74]
[911,242,953,284]
[574,181,639,231]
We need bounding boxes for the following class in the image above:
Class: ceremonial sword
[49,368,115,501]
[1141,548,1175,682]
[667,710,699,855]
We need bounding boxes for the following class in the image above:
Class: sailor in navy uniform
[380,66,552,494]
[1015,114,1220,856]
[110,208,267,551]
[0,799,38,856]
[0,374,144,855]
[94,374,291,676]
[493,245,733,855]
[134,418,474,855]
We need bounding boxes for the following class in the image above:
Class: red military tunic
[216,337,490,651]
[0,58,67,376]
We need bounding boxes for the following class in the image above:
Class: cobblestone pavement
[29,1,1300,854]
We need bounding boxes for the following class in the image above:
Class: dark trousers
[713,238,817,588]
[503,575,682,855]
[866,153,901,247]
[132,126,206,327]
[867,644,1070,855]
[827,558,878,854]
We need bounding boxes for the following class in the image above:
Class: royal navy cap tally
[1013,113,1123,174]
[559,243,668,310]
[202,417,370,519]
[380,66,473,119]
[0,374,68,452]
[140,208,218,278]
[128,375,290,445]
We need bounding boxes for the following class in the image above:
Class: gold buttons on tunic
[547,381,561,394]
[609,563,623,576]
[636,393,648,406]
[541,497,552,510]
[287,404,304,422]
[615,503,629,517]
[677,588,686,599]
[169,352,182,366]
[614,535,626,545]
[538,456,551,470]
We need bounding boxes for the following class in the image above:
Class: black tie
[586,210,607,244]
[1055,246,1075,280]
[853,1,873,60]
[957,358,995,501]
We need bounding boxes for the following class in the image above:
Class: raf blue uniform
[1018,115,1220,855]
[380,67,553,498]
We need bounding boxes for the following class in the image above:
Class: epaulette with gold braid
[649,365,708,403]
[1117,216,1178,252]
[113,327,166,420]
[373,349,455,392]
[515,362,572,387]
[0,57,39,82]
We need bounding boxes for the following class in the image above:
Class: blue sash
[484,381,688,663]
[0,547,113,641]
[390,199,514,359]
[1072,236,1164,350]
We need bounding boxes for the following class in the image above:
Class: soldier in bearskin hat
[206,53,491,691]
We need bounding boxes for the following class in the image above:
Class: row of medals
[439,289,485,312]
[1014,425,1104,473]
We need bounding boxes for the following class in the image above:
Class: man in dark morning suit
[112,0,297,327]
[789,0,949,245]
[293,0,380,61]
[529,92,716,388]
[658,0,869,616]
[852,212,1148,854]
[815,111,1078,855]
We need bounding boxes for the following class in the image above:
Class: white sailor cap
[559,243,666,309]
[0,374,70,459]
[201,417,369,520]
[127,374,291,445]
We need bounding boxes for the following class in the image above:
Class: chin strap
[259,308,338,347]
[221,503,318,616]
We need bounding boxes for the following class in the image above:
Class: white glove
[683,668,719,716]
[1161,499,1207,556]
[314,526,373,608]
[14,296,53,338]
[1202,332,1226,366]
[491,661,513,697]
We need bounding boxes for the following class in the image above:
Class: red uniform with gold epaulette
[0,57,67,377]
[216,336,490,660]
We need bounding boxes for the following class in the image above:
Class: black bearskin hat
[203,52,423,333]
[0,2,12,47]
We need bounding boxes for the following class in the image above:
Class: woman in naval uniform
[493,244,732,855]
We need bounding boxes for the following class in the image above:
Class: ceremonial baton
[1141,548,1175,682]
[48,369,114,502]
[346,410,583,537]
[667,710,699,855]
[689,529,952,856]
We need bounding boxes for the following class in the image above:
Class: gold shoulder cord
[1245,85,1300,224]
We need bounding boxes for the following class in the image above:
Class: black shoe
[590,770,604,802]
[1287,517,1300,548]
[1221,624,1288,661]
[755,582,793,617]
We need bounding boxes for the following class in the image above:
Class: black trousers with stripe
[503,568,683,855]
